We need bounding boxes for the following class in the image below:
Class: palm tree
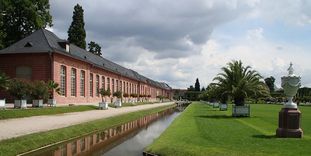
[213,60,268,106]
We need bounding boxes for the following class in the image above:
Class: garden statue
[276,63,303,138]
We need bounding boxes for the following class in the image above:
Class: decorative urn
[281,62,301,108]
[276,62,303,138]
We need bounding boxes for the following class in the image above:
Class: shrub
[99,88,111,102]
[0,71,10,91]
[8,79,31,99]
[30,81,49,100]
[113,91,122,98]
[131,93,138,97]
[123,93,129,97]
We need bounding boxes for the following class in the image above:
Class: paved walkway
[0,102,174,141]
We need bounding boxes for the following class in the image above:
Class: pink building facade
[0,29,172,104]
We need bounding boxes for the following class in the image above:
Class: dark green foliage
[0,71,9,91]
[0,0,52,49]
[113,91,122,98]
[47,80,61,98]
[264,76,275,93]
[184,91,201,101]
[195,78,200,91]
[67,4,86,49]
[201,87,205,91]
[187,85,195,91]
[99,88,111,102]
[30,81,49,100]
[88,41,102,56]
[7,79,31,99]
[131,93,138,97]
[213,60,269,106]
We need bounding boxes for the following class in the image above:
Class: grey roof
[0,29,171,90]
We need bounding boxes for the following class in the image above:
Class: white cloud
[49,0,311,88]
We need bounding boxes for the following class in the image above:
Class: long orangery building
[0,29,172,104]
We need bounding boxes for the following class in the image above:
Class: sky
[48,0,311,89]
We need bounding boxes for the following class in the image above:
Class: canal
[23,106,184,156]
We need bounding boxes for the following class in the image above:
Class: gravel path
[0,102,174,141]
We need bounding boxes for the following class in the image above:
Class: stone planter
[232,105,250,117]
[0,99,5,109]
[48,99,56,107]
[219,103,228,111]
[99,102,108,110]
[213,103,219,108]
[14,100,27,109]
[32,99,43,107]
[114,99,122,107]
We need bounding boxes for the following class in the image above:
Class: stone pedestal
[276,108,303,138]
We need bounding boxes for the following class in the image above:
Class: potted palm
[99,88,111,110]
[8,79,30,109]
[47,80,61,107]
[0,72,9,109]
[31,81,49,107]
[213,60,267,117]
[113,91,122,107]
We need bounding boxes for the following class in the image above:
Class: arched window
[16,66,32,80]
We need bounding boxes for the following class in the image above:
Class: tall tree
[68,4,86,49]
[0,0,52,49]
[88,41,102,56]
[264,76,275,93]
[195,78,200,91]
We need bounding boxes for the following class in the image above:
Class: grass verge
[0,105,98,120]
[146,102,311,156]
[0,104,174,156]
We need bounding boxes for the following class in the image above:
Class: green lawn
[0,104,174,156]
[146,102,311,156]
[0,105,98,120]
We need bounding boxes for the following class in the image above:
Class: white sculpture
[281,62,301,108]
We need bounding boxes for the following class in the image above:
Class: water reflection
[23,107,182,156]
[101,112,180,156]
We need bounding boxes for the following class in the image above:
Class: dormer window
[58,41,70,52]
[24,42,33,47]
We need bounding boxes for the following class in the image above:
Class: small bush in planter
[113,91,122,99]
[100,88,111,102]
[99,88,111,110]
[31,81,49,107]
[113,91,122,107]
[8,79,31,109]
[47,80,61,107]
[123,93,129,102]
